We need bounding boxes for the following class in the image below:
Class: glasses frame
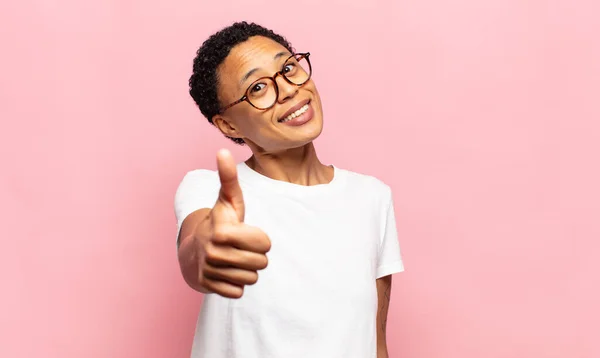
[219,52,312,113]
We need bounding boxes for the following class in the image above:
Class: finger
[203,265,259,286]
[216,149,245,221]
[202,277,244,299]
[212,224,271,253]
[205,242,269,271]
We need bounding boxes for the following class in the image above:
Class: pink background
[1,0,599,357]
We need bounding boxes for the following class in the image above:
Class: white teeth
[281,104,309,122]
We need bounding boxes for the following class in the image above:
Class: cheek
[237,112,275,137]
[305,83,322,108]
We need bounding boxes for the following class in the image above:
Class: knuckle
[263,236,272,252]
[231,287,244,299]
[199,258,212,273]
[258,255,269,270]
[204,244,219,261]
[198,275,211,290]
[212,225,230,243]
[247,272,259,285]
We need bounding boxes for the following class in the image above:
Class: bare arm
[175,150,270,299]
[376,274,392,358]
[177,208,212,293]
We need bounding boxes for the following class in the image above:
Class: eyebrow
[239,51,291,88]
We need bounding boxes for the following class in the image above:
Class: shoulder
[180,168,219,183]
[336,167,393,203]
[175,168,220,196]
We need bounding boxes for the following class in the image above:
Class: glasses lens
[283,55,311,85]
[246,78,277,109]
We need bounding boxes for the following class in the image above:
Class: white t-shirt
[174,162,404,358]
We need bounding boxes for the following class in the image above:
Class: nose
[274,74,298,103]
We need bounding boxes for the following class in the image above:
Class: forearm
[177,208,212,293]
[376,275,392,358]
[377,345,389,358]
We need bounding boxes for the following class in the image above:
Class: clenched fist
[192,149,271,298]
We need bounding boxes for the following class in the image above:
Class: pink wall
[1,1,599,357]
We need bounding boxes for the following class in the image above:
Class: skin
[377,274,392,357]
[212,35,331,184]
[177,35,393,356]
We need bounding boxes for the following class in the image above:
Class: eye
[284,63,296,73]
[250,82,266,93]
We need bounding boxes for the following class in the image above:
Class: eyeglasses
[220,52,312,113]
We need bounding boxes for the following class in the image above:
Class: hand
[194,149,271,298]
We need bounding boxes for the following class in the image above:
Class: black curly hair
[189,21,294,145]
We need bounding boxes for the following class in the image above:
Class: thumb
[215,149,245,221]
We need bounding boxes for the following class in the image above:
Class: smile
[279,103,310,123]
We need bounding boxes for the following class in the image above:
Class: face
[212,36,324,152]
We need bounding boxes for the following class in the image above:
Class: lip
[278,99,311,122]
[279,103,314,127]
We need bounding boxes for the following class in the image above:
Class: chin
[269,122,323,152]
[295,112,323,142]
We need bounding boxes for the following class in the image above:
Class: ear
[213,114,243,140]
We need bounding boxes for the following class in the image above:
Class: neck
[245,142,333,186]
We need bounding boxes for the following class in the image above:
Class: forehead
[218,36,291,87]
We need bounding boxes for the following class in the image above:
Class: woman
[175,21,404,358]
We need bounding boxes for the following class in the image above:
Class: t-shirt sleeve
[376,188,405,278]
[174,170,220,246]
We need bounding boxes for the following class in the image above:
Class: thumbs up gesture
[194,149,271,298]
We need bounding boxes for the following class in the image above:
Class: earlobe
[213,115,243,140]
